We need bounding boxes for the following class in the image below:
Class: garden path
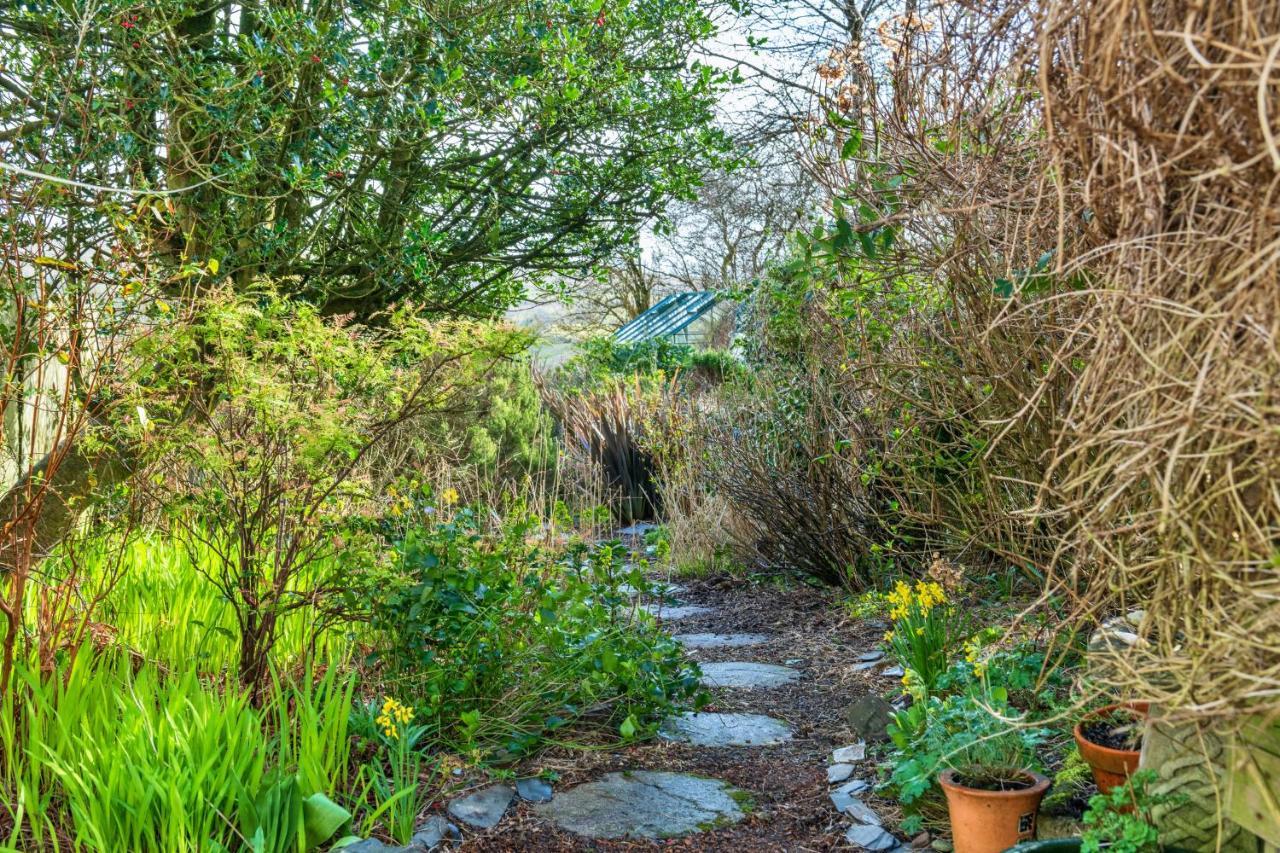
[448,529,922,852]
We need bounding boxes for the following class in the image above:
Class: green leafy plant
[1081,770,1179,853]
[368,510,700,755]
[236,772,353,853]
[888,686,1048,831]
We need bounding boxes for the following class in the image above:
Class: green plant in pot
[890,687,1050,853]
[1005,770,1189,853]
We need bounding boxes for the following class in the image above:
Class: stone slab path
[699,661,801,689]
[532,771,749,839]
[456,558,910,851]
[672,631,772,649]
[659,711,794,747]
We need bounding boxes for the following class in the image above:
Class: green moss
[727,787,756,814]
[1042,749,1092,814]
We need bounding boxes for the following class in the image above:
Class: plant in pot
[1073,702,1149,794]
[889,686,1050,853]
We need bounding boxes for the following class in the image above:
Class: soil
[454,573,903,851]
[949,771,1034,792]
[1080,711,1143,751]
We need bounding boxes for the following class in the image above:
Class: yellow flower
[915,626,925,636]
[441,487,459,506]
[377,697,413,738]
[883,630,894,643]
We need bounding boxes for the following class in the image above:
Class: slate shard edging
[516,777,553,803]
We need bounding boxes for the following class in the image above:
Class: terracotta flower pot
[1073,701,1149,794]
[939,768,1050,853]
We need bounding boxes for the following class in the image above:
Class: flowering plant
[365,696,428,844]
[883,579,957,696]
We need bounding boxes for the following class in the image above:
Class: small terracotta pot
[938,768,1050,853]
[1073,701,1149,794]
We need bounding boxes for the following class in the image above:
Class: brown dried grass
[1036,0,1280,725]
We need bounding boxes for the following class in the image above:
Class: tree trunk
[0,441,133,573]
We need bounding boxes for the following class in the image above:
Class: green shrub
[369,509,701,756]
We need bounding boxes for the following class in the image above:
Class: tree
[1,0,732,566]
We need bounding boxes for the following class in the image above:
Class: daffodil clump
[375,696,414,739]
[883,579,957,696]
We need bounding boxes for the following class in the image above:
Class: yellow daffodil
[441,487,459,505]
[377,697,413,739]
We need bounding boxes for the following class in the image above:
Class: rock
[660,712,793,747]
[640,603,714,621]
[447,784,514,829]
[842,797,882,826]
[1125,609,1146,627]
[407,816,452,850]
[1088,615,1145,652]
[851,660,881,672]
[931,839,954,852]
[830,788,855,812]
[833,778,871,797]
[856,650,885,662]
[1035,815,1084,840]
[341,841,398,853]
[673,632,772,649]
[700,661,800,689]
[846,824,899,851]
[881,666,905,678]
[533,771,748,839]
[830,741,866,763]
[784,658,802,665]
[516,778,553,803]
[846,695,895,743]
[827,763,855,783]
[617,522,657,538]
[911,832,931,849]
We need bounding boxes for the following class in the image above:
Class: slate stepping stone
[641,603,713,620]
[616,522,657,538]
[851,660,881,672]
[881,665,905,678]
[516,778,553,803]
[674,632,772,649]
[533,771,748,839]
[847,823,899,850]
[856,650,885,662]
[831,742,867,763]
[700,661,800,689]
[447,784,514,829]
[619,582,684,599]
[659,712,793,747]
